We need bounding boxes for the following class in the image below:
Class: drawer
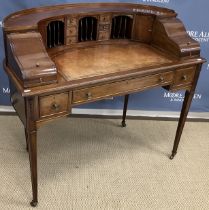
[99,24,110,31]
[66,36,77,44]
[67,17,77,26]
[98,31,110,40]
[39,92,69,118]
[173,66,196,86]
[73,72,174,104]
[66,26,77,36]
[100,15,111,23]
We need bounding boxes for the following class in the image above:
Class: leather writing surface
[54,43,173,81]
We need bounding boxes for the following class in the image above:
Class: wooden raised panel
[133,15,154,43]
[72,71,174,104]
[39,92,69,118]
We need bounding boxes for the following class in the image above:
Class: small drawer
[100,15,111,23]
[66,26,77,36]
[67,17,77,26]
[66,36,77,45]
[173,66,196,86]
[39,93,69,118]
[99,24,110,31]
[98,31,110,40]
[73,72,174,104]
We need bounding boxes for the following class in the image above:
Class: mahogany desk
[2,3,206,206]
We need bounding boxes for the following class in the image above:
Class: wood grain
[72,71,174,104]
[54,43,173,81]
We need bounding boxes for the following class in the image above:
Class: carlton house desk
[2,3,206,206]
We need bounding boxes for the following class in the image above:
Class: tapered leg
[24,128,29,152]
[170,63,203,159]
[170,90,195,160]
[27,130,38,207]
[122,94,129,127]
[25,97,38,206]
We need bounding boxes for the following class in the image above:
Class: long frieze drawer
[73,72,174,104]
[173,66,196,86]
[39,92,69,118]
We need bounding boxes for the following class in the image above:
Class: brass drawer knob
[86,92,92,100]
[51,103,60,111]
[182,75,187,81]
[159,76,164,82]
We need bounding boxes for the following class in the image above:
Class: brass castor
[30,200,38,207]
[121,121,126,127]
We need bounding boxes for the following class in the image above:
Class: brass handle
[182,75,187,81]
[51,103,60,111]
[86,92,92,100]
[159,76,164,83]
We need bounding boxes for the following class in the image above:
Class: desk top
[53,43,173,81]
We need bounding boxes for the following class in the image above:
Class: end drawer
[39,92,69,118]
[171,66,196,90]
